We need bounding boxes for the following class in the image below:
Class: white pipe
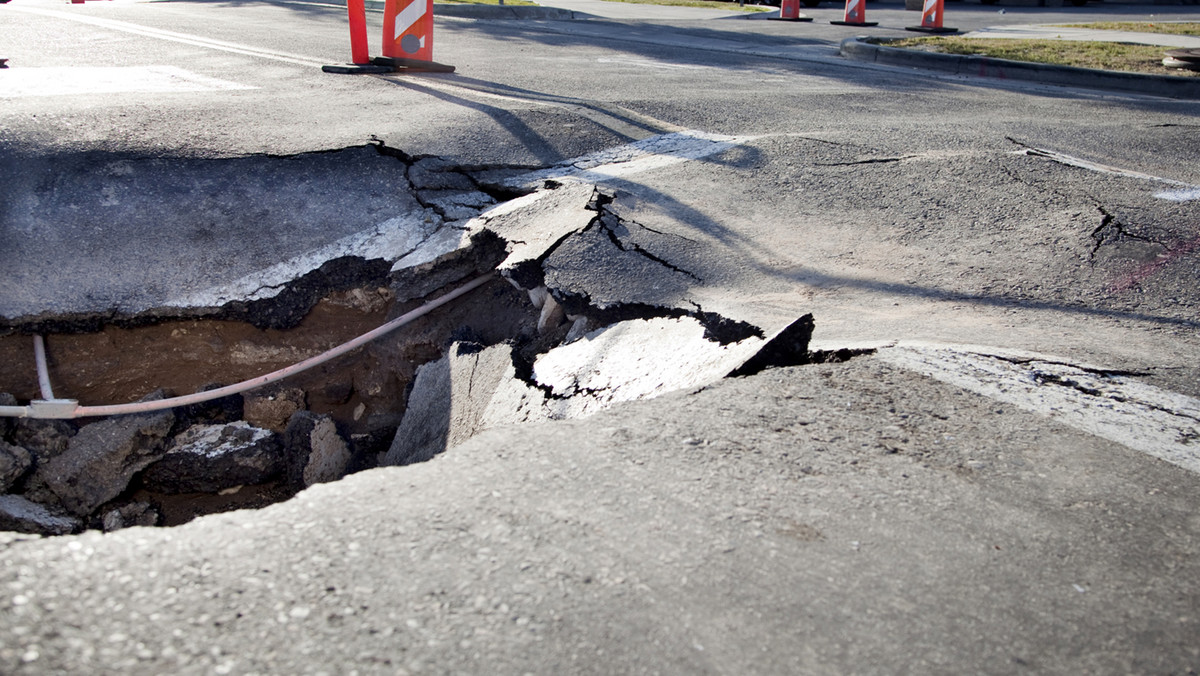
[1,273,495,419]
[33,335,55,400]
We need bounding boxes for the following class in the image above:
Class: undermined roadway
[2,0,1200,671]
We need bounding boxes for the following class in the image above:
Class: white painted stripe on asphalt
[1156,187,1200,202]
[877,345,1200,474]
[511,130,755,186]
[0,66,254,98]
[1017,147,1200,203]
[6,6,328,68]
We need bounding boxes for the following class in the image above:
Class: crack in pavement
[1007,137,1200,203]
[1089,205,1158,261]
[596,214,703,283]
[814,156,917,167]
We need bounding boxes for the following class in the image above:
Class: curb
[839,36,1200,100]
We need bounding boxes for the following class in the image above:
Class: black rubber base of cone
[322,63,396,74]
[905,25,958,33]
[831,20,878,26]
[372,56,456,73]
[769,16,814,21]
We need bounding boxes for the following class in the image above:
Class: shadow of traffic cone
[906,0,957,33]
[373,0,456,73]
[323,0,395,74]
[770,0,814,22]
[831,0,877,26]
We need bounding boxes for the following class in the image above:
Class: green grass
[879,37,1200,77]
[1052,22,1200,36]
[603,0,774,12]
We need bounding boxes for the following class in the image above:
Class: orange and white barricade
[906,0,957,33]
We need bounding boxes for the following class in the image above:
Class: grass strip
[878,37,1199,77]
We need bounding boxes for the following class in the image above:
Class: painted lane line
[0,66,254,98]
[1016,146,1200,203]
[511,130,755,187]
[6,6,328,68]
[877,345,1200,474]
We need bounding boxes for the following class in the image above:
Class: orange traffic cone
[375,0,455,72]
[771,0,814,22]
[906,0,957,33]
[323,0,396,73]
[830,0,877,26]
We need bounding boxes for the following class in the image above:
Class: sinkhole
[0,144,861,536]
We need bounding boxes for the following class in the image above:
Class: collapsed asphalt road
[0,132,827,531]
[2,0,1200,671]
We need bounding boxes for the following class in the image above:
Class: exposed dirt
[0,278,539,435]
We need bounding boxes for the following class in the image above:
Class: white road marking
[511,130,755,186]
[0,65,254,98]
[877,344,1200,474]
[1016,146,1200,203]
[5,5,328,68]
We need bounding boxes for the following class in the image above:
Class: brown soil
[0,278,541,437]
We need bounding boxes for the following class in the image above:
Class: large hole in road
[0,144,861,536]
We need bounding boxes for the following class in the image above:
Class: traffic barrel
[906,0,957,33]
[830,0,877,27]
[771,0,814,22]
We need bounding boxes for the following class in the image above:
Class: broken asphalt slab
[3,353,1198,673]
[382,313,812,466]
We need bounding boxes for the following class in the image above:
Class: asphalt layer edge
[839,36,1200,100]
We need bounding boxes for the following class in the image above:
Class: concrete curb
[839,36,1200,100]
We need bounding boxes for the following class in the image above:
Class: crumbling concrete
[243,388,306,433]
[141,422,283,494]
[382,342,544,467]
[285,412,352,488]
[101,501,160,532]
[0,495,80,535]
[34,399,175,516]
[0,441,32,493]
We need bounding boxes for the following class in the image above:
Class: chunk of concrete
[530,314,812,420]
[285,412,352,488]
[243,388,306,433]
[382,342,546,467]
[101,501,160,532]
[11,418,76,463]
[0,494,81,535]
[141,422,283,495]
[36,404,175,516]
[0,441,33,493]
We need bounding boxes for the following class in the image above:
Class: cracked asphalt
[2,0,1200,672]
